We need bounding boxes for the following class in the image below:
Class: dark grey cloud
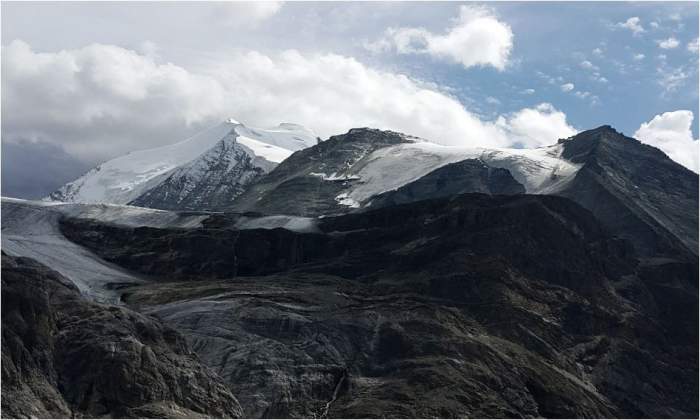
[1,140,92,199]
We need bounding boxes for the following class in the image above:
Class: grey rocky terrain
[57,193,698,418]
[1,254,243,418]
[2,124,698,418]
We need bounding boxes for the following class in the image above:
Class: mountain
[229,127,579,215]
[555,125,698,259]
[47,119,317,210]
[230,126,698,260]
[8,121,697,418]
[37,193,698,418]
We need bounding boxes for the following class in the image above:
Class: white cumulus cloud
[580,60,599,71]
[560,83,575,92]
[2,40,576,164]
[367,5,513,70]
[634,110,699,172]
[495,103,577,148]
[615,17,645,35]
[688,38,699,53]
[657,37,680,49]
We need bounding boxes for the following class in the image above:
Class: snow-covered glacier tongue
[47,119,318,210]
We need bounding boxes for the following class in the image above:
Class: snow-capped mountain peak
[47,119,317,208]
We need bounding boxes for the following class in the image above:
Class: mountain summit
[47,119,317,210]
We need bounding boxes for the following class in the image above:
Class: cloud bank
[2,40,575,166]
[634,110,699,172]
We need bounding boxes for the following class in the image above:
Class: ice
[237,136,294,163]
[335,192,361,208]
[48,119,317,205]
[1,198,207,303]
[342,141,581,204]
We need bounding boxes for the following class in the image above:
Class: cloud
[615,17,645,35]
[634,110,699,172]
[1,140,91,199]
[633,53,645,60]
[650,21,660,29]
[579,60,599,71]
[211,1,284,27]
[495,103,577,148]
[592,72,608,83]
[592,47,604,57]
[657,37,680,49]
[366,5,513,70]
[2,40,577,167]
[560,83,575,92]
[657,66,690,93]
[520,88,535,95]
[688,38,699,53]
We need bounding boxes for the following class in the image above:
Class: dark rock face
[130,137,271,211]
[60,193,698,418]
[230,128,414,216]
[367,159,524,209]
[228,129,525,217]
[557,125,699,260]
[7,125,698,419]
[1,254,243,418]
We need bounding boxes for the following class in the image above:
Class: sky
[2,1,699,198]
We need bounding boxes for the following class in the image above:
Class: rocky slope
[47,119,317,210]
[229,127,580,216]
[6,122,698,419]
[1,253,243,418]
[58,193,698,418]
[556,125,698,259]
[230,125,698,261]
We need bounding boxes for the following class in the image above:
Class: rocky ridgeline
[3,124,698,418]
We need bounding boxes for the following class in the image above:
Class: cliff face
[1,254,244,419]
[557,125,699,260]
[59,193,698,418]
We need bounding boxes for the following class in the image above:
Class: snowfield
[1,197,323,301]
[310,139,582,206]
[2,198,153,303]
[48,119,317,205]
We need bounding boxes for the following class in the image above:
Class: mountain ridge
[46,119,317,208]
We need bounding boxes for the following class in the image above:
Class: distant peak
[558,125,623,145]
[225,117,241,125]
[590,125,619,134]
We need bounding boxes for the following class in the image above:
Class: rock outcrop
[59,193,698,418]
[1,254,243,418]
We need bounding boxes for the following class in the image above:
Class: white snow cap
[48,118,317,205]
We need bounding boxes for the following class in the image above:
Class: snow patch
[310,172,361,181]
[335,192,361,208]
[343,141,581,204]
[237,136,294,163]
[235,215,320,233]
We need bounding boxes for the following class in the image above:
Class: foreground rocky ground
[1,254,243,418]
[2,193,685,418]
